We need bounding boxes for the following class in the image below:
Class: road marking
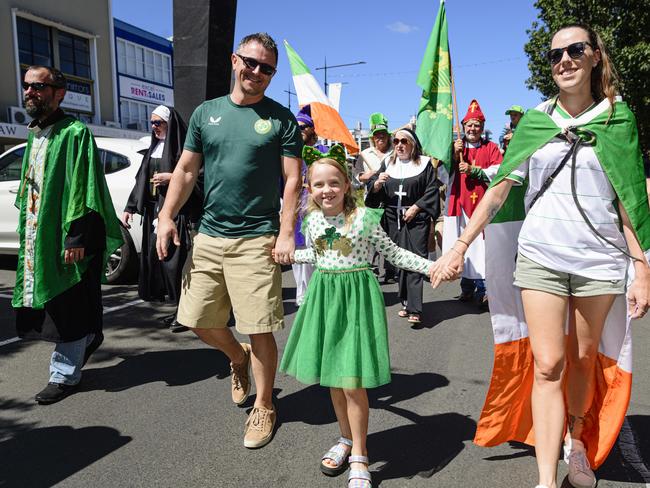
[0,299,144,348]
[0,337,20,347]
[104,299,144,314]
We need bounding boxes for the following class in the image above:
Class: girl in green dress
[278,145,436,488]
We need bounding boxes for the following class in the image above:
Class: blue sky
[112,0,546,137]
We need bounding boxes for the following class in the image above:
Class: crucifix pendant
[395,183,407,230]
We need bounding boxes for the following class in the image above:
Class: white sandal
[320,437,352,476]
[347,455,371,488]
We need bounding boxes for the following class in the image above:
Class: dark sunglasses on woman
[236,53,276,76]
[393,138,410,146]
[546,41,593,65]
[151,120,166,127]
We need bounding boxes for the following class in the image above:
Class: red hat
[462,99,486,124]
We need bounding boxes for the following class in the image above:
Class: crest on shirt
[208,116,221,126]
[254,119,272,134]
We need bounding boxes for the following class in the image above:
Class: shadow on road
[368,407,476,485]
[596,414,650,484]
[79,348,230,393]
[0,425,131,487]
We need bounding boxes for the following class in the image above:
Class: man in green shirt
[156,33,302,449]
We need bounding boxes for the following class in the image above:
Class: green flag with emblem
[416,0,453,171]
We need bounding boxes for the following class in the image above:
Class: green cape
[13,116,123,309]
[489,100,650,251]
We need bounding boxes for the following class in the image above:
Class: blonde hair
[553,24,619,110]
[305,158,357,229]
[388,129,423,165]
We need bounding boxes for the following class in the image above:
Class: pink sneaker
[564,439,596,488]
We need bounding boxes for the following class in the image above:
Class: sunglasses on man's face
[151,120,166,127]
[236,53,276,76]
[22,81,59,91]
[393,138,410,146]
[298,124,311,131]
[546,41,592,65]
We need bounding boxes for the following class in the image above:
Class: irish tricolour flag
[474,97,650,468]
[284,40,359,154]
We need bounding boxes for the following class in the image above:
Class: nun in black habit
[366,128,440,325]
[122,105,203,331]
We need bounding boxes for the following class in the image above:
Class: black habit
[366,158,440,315]
[124,107,202,303]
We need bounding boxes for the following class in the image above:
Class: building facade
[0,0,150,149]
[114,19,174,132]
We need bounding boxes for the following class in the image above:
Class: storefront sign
[61,79,93,113]
[119,76,174,106]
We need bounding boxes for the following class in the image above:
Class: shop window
[58,32,91,79]
[17,17,52,67]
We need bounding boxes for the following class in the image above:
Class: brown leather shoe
[230,343,251,405]
[244,405,277,449]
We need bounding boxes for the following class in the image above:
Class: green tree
[524,0,650,154]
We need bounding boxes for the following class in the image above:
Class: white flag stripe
[293,73,332,107]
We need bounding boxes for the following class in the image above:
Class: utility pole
[314,58,366,96]
[283,84,296,110]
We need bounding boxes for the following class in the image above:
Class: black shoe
[82,332,104,367]
[169,320,189,333]
[161,314,176,326]
[458,291,474,302]
[35,382,78,405]
[477,295,489,311]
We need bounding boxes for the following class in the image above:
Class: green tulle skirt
[280,267,391,389]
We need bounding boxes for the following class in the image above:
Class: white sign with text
[119,76,174,106]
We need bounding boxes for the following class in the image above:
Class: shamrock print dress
[279,207,433,389]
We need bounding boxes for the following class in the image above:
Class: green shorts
[513,253,625,297]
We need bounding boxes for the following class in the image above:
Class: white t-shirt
[508,99,628,280]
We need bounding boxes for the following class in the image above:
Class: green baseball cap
[369,112,389,136]
[505,105,525,115]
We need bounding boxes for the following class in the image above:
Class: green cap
[369,112,389,136]
[505,105,525,115]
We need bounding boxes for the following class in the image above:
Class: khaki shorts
[513,252,625,297]
[177,233,284,334]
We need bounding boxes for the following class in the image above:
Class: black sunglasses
[236,53,276,76]
[298,124,312,131]
[151,120,166,127]
[546,41,593,65]
[393,138,410,146]
[22,81,60,91]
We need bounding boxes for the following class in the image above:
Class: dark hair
[237,32,278,65]
[26,65,67,88]
[551,24,618,108]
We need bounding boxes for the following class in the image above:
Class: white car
[0,137,147,284]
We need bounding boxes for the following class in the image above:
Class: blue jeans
[49,334,94,385]
[461,278,487,299]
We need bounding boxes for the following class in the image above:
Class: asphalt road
[1,257,649,488]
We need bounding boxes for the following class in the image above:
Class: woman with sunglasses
[432,25,650,488]
[122,105,203,332]
[366,128,440,325]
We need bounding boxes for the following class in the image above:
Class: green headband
[302,144,347,173]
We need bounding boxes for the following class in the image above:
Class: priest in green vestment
[14,66,122,405]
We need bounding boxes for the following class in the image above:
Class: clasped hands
[429,243,467,287]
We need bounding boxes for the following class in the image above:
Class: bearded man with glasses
[156,32,303,449]
[14,66,123,404]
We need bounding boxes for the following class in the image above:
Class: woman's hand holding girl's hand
[430,249,464,288]
[628,267,650,319]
